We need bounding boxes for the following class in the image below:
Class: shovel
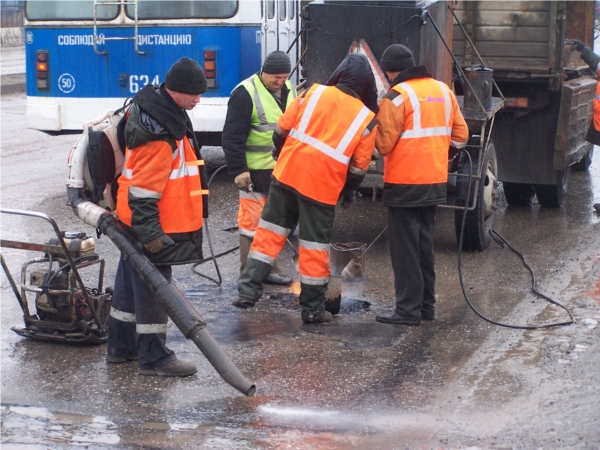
[341,225,388,281]
[247,185,299,271]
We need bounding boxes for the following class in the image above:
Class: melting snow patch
[9,406,53,420]
[72,433,120,445]
[169,423,198,431]
[574,344,589,352]
[581,318,598,329]
[557,359,570,364]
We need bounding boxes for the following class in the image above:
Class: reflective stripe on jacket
[384,78,465,185]
[273,84,377,205]
[117,136,205,233]
[237,74,296,171]
[594,67,600,131]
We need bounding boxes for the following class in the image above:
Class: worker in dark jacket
[222,51,296,285]
[375,45,469,326]
[233,53,378,323]
[572,40,600,145]
[107,57,208,377]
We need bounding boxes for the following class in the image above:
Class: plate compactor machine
[1,209,111,345]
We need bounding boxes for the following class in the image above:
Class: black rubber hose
[456,151,574,329]
[97,212,255,395]
[193,164,237,286]
[68,190,255,396]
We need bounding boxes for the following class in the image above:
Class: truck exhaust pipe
[67,191,255,397]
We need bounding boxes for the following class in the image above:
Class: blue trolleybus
[24,0,301,141]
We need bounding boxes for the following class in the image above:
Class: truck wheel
[454,141,498,252]
[572,144,594,172]
[534,166,570,208]
[502,182,535,206]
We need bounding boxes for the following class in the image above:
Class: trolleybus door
[262,0,300,82]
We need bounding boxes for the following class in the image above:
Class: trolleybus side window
[25,0,118,20]
[267,0,275,19]
[279,0,286,21]
[127,1,238,20]
[290,0,295,20]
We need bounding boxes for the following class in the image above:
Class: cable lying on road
[457,150,574,330]
[192,164,238,286]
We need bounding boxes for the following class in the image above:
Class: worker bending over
[233,53,378,323]
[223,51,296,286]
[107,58,208,376]
[375,44,469,326]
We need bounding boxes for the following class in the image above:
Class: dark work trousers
[388,205,437,321]
[107,256,175,369]
[238,182,335,319]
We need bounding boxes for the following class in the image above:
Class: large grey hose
[67,189,255,396]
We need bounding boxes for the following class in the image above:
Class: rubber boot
[239,235,252,278]
[239,235,292,285]
[138,357,197,377]
[264,259,293,286]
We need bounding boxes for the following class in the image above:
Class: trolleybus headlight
[36,50,49,90]
[204,50,216,89]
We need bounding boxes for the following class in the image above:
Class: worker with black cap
[107,57,209,377]
[222,51,296,285]
[375,44,469,326]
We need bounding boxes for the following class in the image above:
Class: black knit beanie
[262,50,291,74]
[380,44,416,72]
[165,57,207,95]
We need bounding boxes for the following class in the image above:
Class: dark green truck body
[452,1,596,187]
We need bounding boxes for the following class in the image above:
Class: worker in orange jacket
[572,40,600,146]
[571,40,600,213]
[233,53,378,323]
[109,58,208,376]
[375,44,469,326]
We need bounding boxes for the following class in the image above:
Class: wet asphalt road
[2,92,600,449]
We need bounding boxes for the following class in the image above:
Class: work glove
[143,234,174,253]
[271,145,281,161]
[571,40,585,52]
[234,171,252,190]
[580,45,600,71]
[340,190,357,209]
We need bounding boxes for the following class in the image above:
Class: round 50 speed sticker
[58,73,76,94]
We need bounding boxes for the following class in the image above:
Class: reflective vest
[384,78,456,185]
[236,74,296,171]
[594,67,600,131]
[116,136,205,233]
[273,84,375,205]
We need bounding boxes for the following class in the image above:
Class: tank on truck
[452,1,596,208]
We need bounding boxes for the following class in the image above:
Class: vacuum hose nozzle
[68,194,255,396]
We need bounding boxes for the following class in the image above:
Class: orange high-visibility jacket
[376,76,468,206]
[593,67,600,131]
[273,84,377,205]
[117,136,204,234]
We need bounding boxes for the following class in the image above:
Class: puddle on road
[303,321,409,349]
[1,402,458,449]
[2,404,120,448]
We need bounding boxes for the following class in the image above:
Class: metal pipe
[67,189,256,396]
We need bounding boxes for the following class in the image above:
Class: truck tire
[534,166,570,208]
[572,144,593,172]
[502,182,535,206]
[455,141,498,252]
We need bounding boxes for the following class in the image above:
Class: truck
[299,0,596,251]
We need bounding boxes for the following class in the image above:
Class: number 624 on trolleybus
[24,0,301,143]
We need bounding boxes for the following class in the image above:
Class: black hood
[132,83,190,140]
[326,53,378,113]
